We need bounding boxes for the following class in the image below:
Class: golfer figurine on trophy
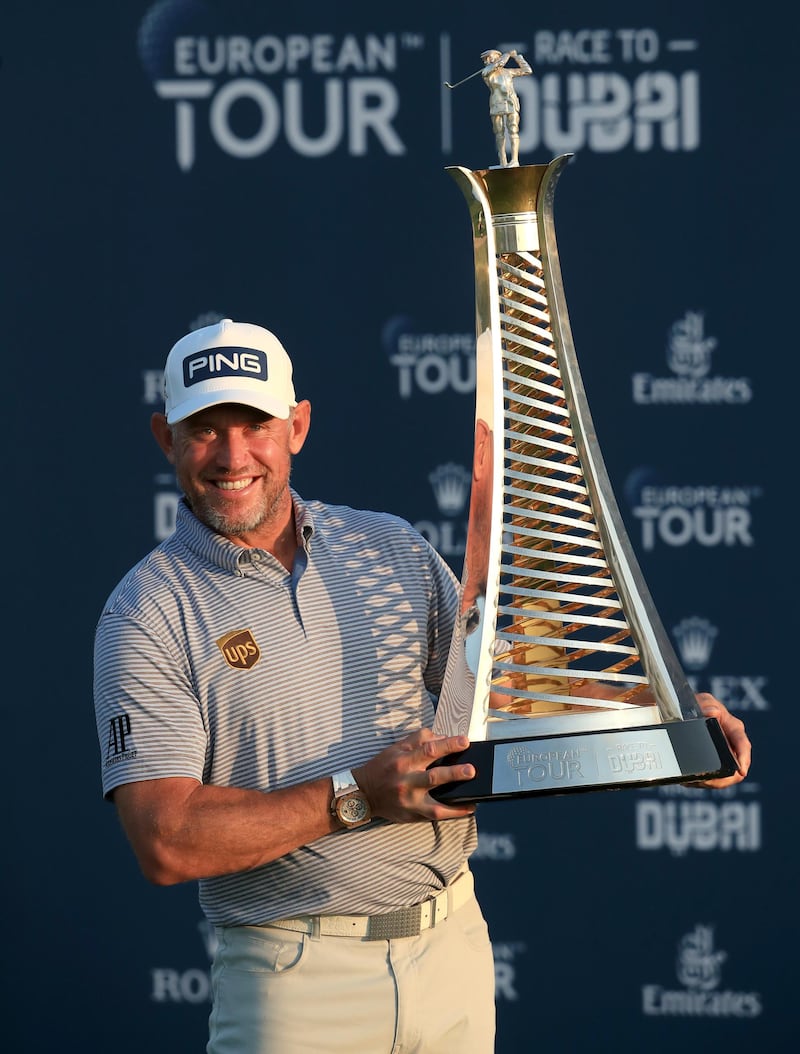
[434,48,737,802]
[446,48,533,168]
[480,49,532,168]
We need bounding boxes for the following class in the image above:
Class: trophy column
[433,157,737,802]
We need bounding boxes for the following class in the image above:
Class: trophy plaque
[431,150,737,803]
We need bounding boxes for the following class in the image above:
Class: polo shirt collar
[173,491,315,572]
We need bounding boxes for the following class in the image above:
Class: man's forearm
[115,775,339,885]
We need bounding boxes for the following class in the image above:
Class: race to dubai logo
[632,310,752,405]
[642,924,762,1017]
[442,28,705,156]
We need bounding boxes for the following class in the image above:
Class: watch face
[338,794,370,825]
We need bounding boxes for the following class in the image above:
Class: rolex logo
[672,616,717,672]
[429,462,471,516]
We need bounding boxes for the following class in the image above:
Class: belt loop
[311,917,321,942]
[437,886,448,927]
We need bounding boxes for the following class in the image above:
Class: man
[481,48,533,167]
[94,318,751,1053]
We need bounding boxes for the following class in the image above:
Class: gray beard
[187,480,290,541]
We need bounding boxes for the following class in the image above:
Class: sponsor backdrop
[4,0,792,1049]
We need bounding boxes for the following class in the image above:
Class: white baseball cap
[163,318,297,424]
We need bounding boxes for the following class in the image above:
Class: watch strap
[330,768,372,827]
[331,768,359,798]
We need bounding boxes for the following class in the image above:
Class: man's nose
[214,430,251,469]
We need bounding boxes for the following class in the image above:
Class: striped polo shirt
[94,493,477,924]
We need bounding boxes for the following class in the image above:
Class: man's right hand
[354,729,477,823]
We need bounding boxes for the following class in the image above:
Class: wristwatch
[330,769,372,829]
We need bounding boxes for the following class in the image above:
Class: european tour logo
[217,629,261,670]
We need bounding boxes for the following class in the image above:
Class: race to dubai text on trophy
[431,47,737,802]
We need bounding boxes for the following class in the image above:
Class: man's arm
[512,51,533,76]
[492,49,532,75]
[114,730,476,886]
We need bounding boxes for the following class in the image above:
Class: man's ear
[151,413,176,463]
[288,400,312,455]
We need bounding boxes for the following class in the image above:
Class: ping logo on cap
[183,346,268,388]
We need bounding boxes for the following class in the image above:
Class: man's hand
[691,692,751,789]
[354,729,477,823]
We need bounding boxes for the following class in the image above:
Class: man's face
[153,402,310,544]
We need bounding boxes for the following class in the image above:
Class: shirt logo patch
[105,713,137,768]
[217,628,261,670]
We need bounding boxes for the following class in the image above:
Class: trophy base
[430,717,737,803]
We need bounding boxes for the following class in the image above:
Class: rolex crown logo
[429,462,471,515]
[672,616,717,672]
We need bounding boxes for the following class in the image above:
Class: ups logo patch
[217,628,261,670]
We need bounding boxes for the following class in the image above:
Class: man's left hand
[691,692,751,788]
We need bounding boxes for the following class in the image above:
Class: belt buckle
[366,903,423,940]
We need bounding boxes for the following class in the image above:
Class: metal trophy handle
[432,158,737,802]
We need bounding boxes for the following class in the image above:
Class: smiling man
[93,318,496,1054]
[93,318,750,1053]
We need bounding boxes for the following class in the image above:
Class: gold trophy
[432,49,737,801]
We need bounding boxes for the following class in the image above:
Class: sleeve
[93,611,208,800]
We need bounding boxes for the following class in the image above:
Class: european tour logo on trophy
[432,47,737,802]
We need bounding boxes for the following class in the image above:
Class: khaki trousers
[207,892,496,1053]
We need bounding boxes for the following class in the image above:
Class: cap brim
[166,388,294,424]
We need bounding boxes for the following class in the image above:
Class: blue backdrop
[4,1,792,1049]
